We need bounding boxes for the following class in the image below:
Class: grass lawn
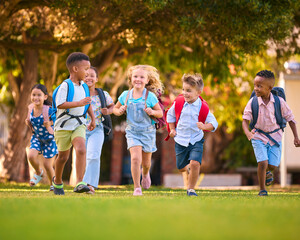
[0,182,300,240]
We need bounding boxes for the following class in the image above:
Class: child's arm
[87,105,95,131]
[197,122,214,131]
[144,102,163,118]
[57,97,91,109]
[25,104,34,129]
[242,119,255,141]
[113,101,127,116]
[288,121,300,147]
[168,122,177,137]
[101,103,115,115]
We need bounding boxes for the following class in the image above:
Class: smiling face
[73,60,91,81]
[31,88,47,107]
[130,68,149,90]
[182,82,201,104]
[253,75,273,99]
[84,68,98,88]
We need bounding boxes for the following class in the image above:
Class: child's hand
[144,107,153,116]
[118,105,127,115]
[79,97,91,106]
[170,129,176,138]
[294,138,300,147]
[101,107,109,115]
[246,131,254,141]
[87,120,96,131]
[196,122,205,130]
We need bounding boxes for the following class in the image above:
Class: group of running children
[25,52,300,197]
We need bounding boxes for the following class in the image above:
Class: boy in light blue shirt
[167,73,218,196]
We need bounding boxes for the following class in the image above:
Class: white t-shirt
[54,80,87,131]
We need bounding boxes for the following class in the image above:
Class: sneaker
[187,189,198,197]
[52,177,65,195]
[141,172,151,189]
[73,182,90,193]
[133,187,143,196]
[86,185,95,194]
[258,190,268,196]
[49,185,54,191]
[266,171,274,186]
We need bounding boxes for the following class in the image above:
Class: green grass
[0,183,300,240]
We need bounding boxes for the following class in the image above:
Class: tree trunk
[0,49,39,181]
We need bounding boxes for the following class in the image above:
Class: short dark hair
[66,52,89,69]
[256,70,275,79]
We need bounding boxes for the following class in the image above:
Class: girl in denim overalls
[25,84,57,191]
[113,65,164,196]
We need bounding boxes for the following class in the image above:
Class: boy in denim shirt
[167,73,218,196]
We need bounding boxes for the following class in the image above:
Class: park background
[0,0,300,187]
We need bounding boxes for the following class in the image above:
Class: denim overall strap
[126,89,153,130]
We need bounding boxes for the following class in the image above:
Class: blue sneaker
[187,189,198,196]
[52,177,65,195]
[73,182,90,193]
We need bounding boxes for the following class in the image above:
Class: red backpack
[164,94,210,141]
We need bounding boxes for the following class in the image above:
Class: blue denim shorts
[175,138,204,170]
[125,125,157,153]
[251,139,282,167]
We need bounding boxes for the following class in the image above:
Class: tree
[0,0,299,181]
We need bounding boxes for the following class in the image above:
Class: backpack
[95,88,113,142]
[124,89,166,130]
[249,86,287,147]
[52,79,90,128]
[164,94,210,141]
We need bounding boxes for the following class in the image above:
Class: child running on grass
[83,67,114,191]
[242,70,300,196]
[113,65,164,196]
[166,73,218,197]
[25,84,57,191]
[52,52,95,195]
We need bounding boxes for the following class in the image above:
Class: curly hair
[182,73,204,91]
[127,65,164,96]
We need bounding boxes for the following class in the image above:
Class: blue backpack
[249,87,287,146]
[52,79,90,128]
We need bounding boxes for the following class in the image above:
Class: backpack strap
[273,94,285,130]
[250,96,258,129]
[124,89,131,107]
[198,96,209,124]
[95,88,107,108]
[82,82,90,116]
[174,94,185,123]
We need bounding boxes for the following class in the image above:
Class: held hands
[101,107,109,115]
[78,97,91,107]
[169,129,177,138]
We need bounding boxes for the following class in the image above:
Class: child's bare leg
[179,166,189,189]
[72,137,87,183]
[141,151,152,189]
[42,105,54,134]
[43,156,55,183]
[54,150,71,184]
[141,151,151,175]
[257,160,268,191]
[129,146,142,189]
[187,160,200,190]
[27,149,42,175]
